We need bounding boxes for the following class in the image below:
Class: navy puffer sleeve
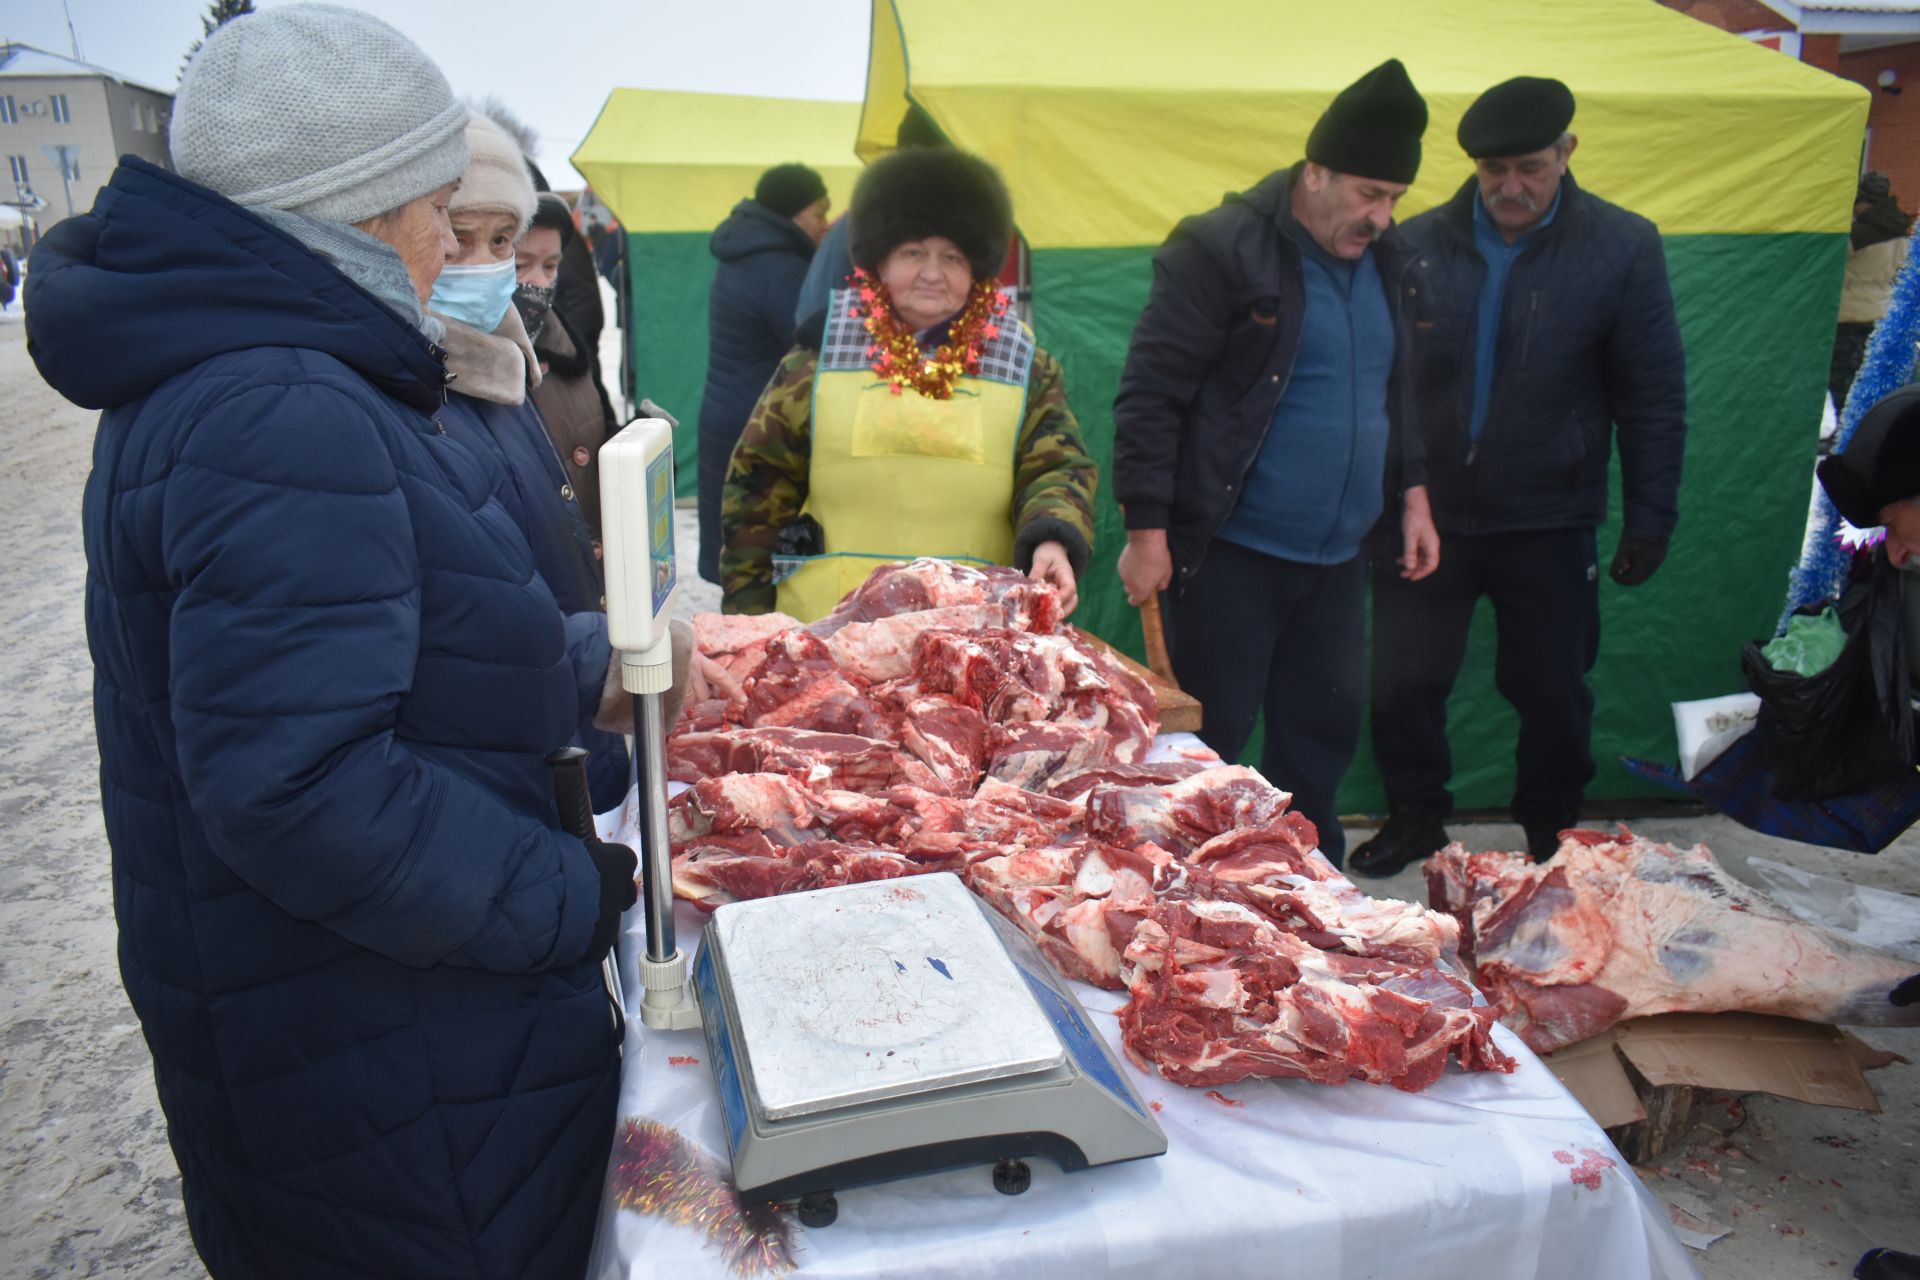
[163,383,601,973]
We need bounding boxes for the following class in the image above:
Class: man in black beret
[1112,59,1440,868]
[1819,383,1920,567]
[1350,76,1688,875]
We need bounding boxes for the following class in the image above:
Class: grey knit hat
[171,4,470,225]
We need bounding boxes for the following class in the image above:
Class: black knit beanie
[755,163,828,218]
[1305,58,1428,185]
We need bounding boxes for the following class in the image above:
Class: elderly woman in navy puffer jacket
[26,8,646,1278]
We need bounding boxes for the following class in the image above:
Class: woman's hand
[1028,540,1079,617]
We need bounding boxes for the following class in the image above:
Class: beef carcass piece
[967,837,1184,989]
[667,725,945,794]
[1083,765,1299,855]
[819,605,1012,682]
[891,776,1084,863]
[667,773,917,849]
[1117,899,1514,1091]
[1427,829,1920,1053]
[811,557,1061,636]
[1045,759,1215,800]
[737,630,896,738]
[673,833,923,906]
[884,691,987,795]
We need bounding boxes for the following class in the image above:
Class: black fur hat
[848,147,1012,280]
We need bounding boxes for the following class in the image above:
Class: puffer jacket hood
[28,156,443,412]
[710,196,817,264]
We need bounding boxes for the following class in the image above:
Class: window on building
[50,94,70,124]
[130,102,143,131]
[0,97,15,126]
[7,155,28,185]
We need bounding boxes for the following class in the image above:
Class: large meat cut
[1427,829,1920,1053]
[665,559,1517,1092]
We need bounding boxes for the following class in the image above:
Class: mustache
[1345,220,1386,243]
[1489,191,1542,214]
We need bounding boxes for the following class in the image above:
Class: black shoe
[1349,814,1449,879]
[1522,817,1577,864]
[1857,1248,1920,1280]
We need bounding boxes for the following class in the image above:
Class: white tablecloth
[586,747,1698,1280]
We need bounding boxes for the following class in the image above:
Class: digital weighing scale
[599,421,1167,1226]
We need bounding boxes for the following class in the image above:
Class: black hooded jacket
[696,198,816,581]
[1397,172,1687,540]
[1112,164,1427,586]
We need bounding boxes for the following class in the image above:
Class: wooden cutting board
[1077,632,1203,734]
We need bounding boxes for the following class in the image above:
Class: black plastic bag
[1742,549,1915,802]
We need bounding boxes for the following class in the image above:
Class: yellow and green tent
[859,0,1868,810]
[573,88,862,495]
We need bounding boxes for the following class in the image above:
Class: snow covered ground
[0,303,1913,1278]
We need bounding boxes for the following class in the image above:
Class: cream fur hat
[450,116,536,232]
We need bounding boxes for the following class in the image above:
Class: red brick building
[1664,0,1920,202]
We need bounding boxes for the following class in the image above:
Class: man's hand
[1609,534,1668,587]
[1399,485,1441,581]
[1028,540,1079,617]
[1118,528,1173,606]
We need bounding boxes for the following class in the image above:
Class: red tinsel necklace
[846,267,1010,399]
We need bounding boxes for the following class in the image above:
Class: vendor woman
[719,147,1097,620]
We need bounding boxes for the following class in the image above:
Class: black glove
[1609,535,1668,587]
[583,838,639,964]
[1892,973,1920,1007]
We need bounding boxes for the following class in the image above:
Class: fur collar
[436,304,543,406]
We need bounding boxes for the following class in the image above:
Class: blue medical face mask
[429,256,518,332]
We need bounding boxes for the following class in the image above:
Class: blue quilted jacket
[30,157,620,1279]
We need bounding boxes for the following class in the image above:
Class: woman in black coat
[696,163,828,582]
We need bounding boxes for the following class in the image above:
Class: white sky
[3,0,874,187]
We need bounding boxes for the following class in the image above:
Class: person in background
[1111,59,1439,869]
[431,114,630,804]
[1833,171,1913,407]
[1351,77,1687,876]
[722,147,1096,621]
[526,161,610,418]
[24,7,653,1275]
[696,162,828,584]
[520,191,618,542]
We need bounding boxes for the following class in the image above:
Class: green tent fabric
[859,0,1867,811]
[572,90,862,497]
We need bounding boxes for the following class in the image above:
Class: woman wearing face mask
[520,192,618,544]
[432,115,631,801]
[24,7,647,1276]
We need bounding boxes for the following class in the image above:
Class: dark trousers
[1832,322,1873,407]
[1369,527,1600,826]
[1164,539,1365,866]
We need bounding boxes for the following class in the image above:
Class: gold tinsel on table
[610,1118,797,1276]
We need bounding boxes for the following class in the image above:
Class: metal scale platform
[598,422,1166,1227]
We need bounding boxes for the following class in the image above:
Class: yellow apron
[776,291,1032,622]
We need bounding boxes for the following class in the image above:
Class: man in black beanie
[1349,76,1688,876]
[1112,58,1439,868]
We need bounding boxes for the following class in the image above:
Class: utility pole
[61,0,84,60]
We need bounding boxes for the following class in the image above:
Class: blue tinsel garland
[1781,220,1920,630]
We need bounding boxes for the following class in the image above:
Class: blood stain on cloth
[1204,1090,1243,1108]
[1149,1100,1163,1113]
[667,1055,700,1066]
[1553,1147,1616,1190]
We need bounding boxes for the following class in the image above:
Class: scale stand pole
[632,688,675,964]
[625,655,701,1032]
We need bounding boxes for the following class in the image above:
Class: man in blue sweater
[1112,60,1440,867]
[1350,78,1686,876]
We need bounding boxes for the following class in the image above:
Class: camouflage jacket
[719,344,1098,613]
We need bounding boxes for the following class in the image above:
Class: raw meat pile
[668,559,1515,1092]
[1427,828,1920,1053]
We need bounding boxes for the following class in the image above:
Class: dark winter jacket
[1398,172,1687,539]
[1112,163,1427,585]
[29,157,618,1279]
[435,307,630,804]
[697,198,816,582]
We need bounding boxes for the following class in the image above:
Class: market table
[584,753,1699,1279]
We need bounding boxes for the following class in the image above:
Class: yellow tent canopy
[574,88,863,233]
[858,0,1863,245]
